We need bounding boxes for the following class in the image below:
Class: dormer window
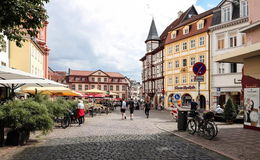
[240,0,248,17]
[183,26,189,35]
[222,6,231,22]
[171,31,177,39]
[197,20,204,30]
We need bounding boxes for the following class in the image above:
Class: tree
[223,98,237,122]
[0,0,49,47]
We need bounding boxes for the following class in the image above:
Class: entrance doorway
[181,94,192,106]
[199,95,206,109]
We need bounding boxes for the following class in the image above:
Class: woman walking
[129,99,135,120]
[77,100,85,126]
[145,100,151,118]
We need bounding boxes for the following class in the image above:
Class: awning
[0,79,66,90]
[0,66,42,80]
[109,92,118,96]
[215,42,260,63]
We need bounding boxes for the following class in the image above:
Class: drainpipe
[207,31,211,110]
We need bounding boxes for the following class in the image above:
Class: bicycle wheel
[203,122,215,140]
[61,118,70,129]
[211,121,218,137]
[187,119,197,135]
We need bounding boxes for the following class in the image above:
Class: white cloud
[47,0,204,81]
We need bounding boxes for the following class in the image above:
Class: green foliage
[0,99,53,134]
[0,0,49,47]
[223,98,237,121]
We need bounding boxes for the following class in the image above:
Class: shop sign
[175,85,195,90]
[244,88,260,127]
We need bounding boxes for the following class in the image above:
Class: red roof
[69,69,125,78]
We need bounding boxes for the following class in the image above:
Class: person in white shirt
[215,105,224,114]
[121,99,127,120]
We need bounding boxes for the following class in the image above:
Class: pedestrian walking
[144,100,151,118]
[77,100,85,126]
[121,99,127,120]
[129,99,135,120]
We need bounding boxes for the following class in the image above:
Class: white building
[210,0,249,108]
[0,36,9,67]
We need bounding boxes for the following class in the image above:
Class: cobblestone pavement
[7,109,230,160]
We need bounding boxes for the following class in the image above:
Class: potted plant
[0,99,53,146]
[223,98,237,124]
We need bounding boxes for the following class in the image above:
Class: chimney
[178,11,183,18]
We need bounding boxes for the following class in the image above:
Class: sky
[46,0,221,82]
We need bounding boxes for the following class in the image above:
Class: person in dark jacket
[128,99,135,120]
[144,100,151,118]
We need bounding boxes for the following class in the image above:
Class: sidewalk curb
[154,123,237,160]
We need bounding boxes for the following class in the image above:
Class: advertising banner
[244,88,260,127]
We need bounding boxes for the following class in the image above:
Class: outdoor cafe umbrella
[109,92,118,96]
[20,86,82,96]
[0,66,42,80]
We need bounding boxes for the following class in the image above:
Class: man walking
[129,99,135,120]
[145,100,151,118]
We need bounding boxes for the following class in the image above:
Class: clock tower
[145,19,160,53]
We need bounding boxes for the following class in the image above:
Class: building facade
[164,6,213,110]
[9,22,50,78]
[210,0,249,108]
[214,0,260,130]
[67,69,129,99]
[140,19,169,108]
[128,80,142,100]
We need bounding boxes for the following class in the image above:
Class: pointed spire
[145,18,160,42]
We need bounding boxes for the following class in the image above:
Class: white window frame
[199,55,205,63]
[190,57,195,65]
[175,76,179,84]
[199,37,205,46]
[229,36,237,48]
[222,6,231,22]
[168,46,173,54]
[175,45,179,52]
[190,40,195,49]
[171,31,176,39]
[183,26,189,35]
[240,0,248,17]
[175,61,179,68]
[182,76,187,83]
[182,42,187,50]
[190,75,195,82]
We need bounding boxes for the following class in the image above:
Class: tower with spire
[145,19,160,53]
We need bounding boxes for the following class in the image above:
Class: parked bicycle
[61,109,78,129]
[187,110,218,140]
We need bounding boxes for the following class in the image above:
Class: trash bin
[178,110,187,131]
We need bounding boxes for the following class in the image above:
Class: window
[230,63,237,73]
[183,26,189,34]
[197,21,204,30]
[168,46,173,54]
[175,61,179,68]
[175,45,179,52]
[223,7,231,22]
[182,59,187,67]
[168,62,172,69]
[190,40,195,48]
[98,77,101,82]
[91,85,95,89]
[190,75,195,82]
[242,34,246,45]
[82,78,85,81]
[182,76,187,83]
[104,78,107,82]
[85,85,88,90]
[122,86,126,91]
[182,42,187,50]
[104,85,107,91]
[92,77,95,82]
[229,36,237,48]
[168,77,172,85]
[110,85,113,91]
[171,32,176,39]
[175,76,179,84]
[218,63,225,74]
[116,85,119,91]
[199,37,205,46]
[98,85,101,90]
[240,0,248,17]
[78,84,82,91]
[218,39,225,50]
[72,84,75,90]
[190,57,195,65]
[199,55,205,63]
